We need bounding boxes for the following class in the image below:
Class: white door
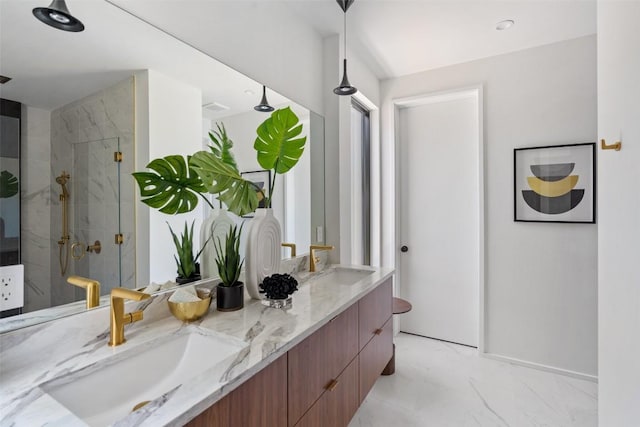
[398,91,481,347]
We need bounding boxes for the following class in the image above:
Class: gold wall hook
[601,138,621,151]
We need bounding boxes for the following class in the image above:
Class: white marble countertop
[0,265,394,427]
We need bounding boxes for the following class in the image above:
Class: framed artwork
[514,142,596,223]
[241,170,271,217]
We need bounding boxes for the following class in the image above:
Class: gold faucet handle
[124,310,144,325]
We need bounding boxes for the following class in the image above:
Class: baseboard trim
[481,352,598,383]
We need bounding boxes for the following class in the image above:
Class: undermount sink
[307,267,374,287]
[40,328,245,426]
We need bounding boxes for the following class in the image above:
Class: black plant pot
[176,274,201,285]
[216,282,244,312]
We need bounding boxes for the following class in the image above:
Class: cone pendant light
[334,0,357,95]
[33,0,84,32]
[254,85,275,112]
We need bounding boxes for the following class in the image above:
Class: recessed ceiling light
[244,89,255,95]
[496,20,515,31]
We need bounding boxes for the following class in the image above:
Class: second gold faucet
[109,288,150,347]
[309,245,334,272]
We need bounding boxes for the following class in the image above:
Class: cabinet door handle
[326,379,339,391]
[374,328,383,335]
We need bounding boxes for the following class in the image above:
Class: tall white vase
[245,208,281,299]
[199,209,234,279]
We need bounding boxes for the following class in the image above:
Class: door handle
[401,245,408,253]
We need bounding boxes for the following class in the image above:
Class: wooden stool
[382,297,412,375]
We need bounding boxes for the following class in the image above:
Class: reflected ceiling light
[254,85,275,112]
[496,19,515,31]
[244,89,255,96]
[33,0,85,32]
[333,0,357,96]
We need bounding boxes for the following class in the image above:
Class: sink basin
[307,267,374,287]
[41,329,245,426]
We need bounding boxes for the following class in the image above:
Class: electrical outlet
[0,264,24,311]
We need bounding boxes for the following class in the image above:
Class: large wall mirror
[0,0,325,331]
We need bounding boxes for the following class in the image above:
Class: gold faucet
[109,288,151,347]
[309,245,334,272]
[67,275,101,309]
[282,242,297,258]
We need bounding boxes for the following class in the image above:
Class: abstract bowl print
[522,162,584,214]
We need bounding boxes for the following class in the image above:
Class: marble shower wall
[20,106,52,312]
[50,77,135,306]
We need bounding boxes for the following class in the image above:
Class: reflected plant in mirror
[0,0,325,332]
[167,220,207,285]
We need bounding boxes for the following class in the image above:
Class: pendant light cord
[343,11,347,59]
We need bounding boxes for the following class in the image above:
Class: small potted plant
[167,220,206,285]
[259,273,298,309]
[214,224,244,311]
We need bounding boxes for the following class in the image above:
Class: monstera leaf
[189,151,258,217]
[0,171,19,198]
[254,107,307,174]
[208,123,239,172]
[132,155,209,214]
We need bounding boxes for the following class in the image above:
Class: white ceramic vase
[199,208,234,279]
[245,208,282,299]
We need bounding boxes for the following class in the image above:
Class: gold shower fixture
[56,171,70,276]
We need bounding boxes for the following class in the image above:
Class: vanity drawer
[294,355,359,427]
[359,316,393,404]
[288,303,359,426]
[358,278,392,350]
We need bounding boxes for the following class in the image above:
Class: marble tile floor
[350,333,597,427]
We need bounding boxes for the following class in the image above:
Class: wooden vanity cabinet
[186,354,287,427]
[288,304,359,426]
[187,277,393,427]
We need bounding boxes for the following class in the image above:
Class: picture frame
[514,142,596,223]
[241,170,271,218]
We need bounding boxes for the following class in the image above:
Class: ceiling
[286,0,597,79]
[0,0,596,112]
[0,0,291,113]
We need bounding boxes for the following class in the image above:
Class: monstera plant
[0,171,19,198]
[253,106,307,208]
[133,107,307,217]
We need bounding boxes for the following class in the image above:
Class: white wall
[381,35,598,377]
[135,70,203,284]
[113,1,324,115]
[597,2,640,425]
[323,35,381,264]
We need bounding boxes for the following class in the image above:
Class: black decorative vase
[176,274,201,285]
[216,282,244,312]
